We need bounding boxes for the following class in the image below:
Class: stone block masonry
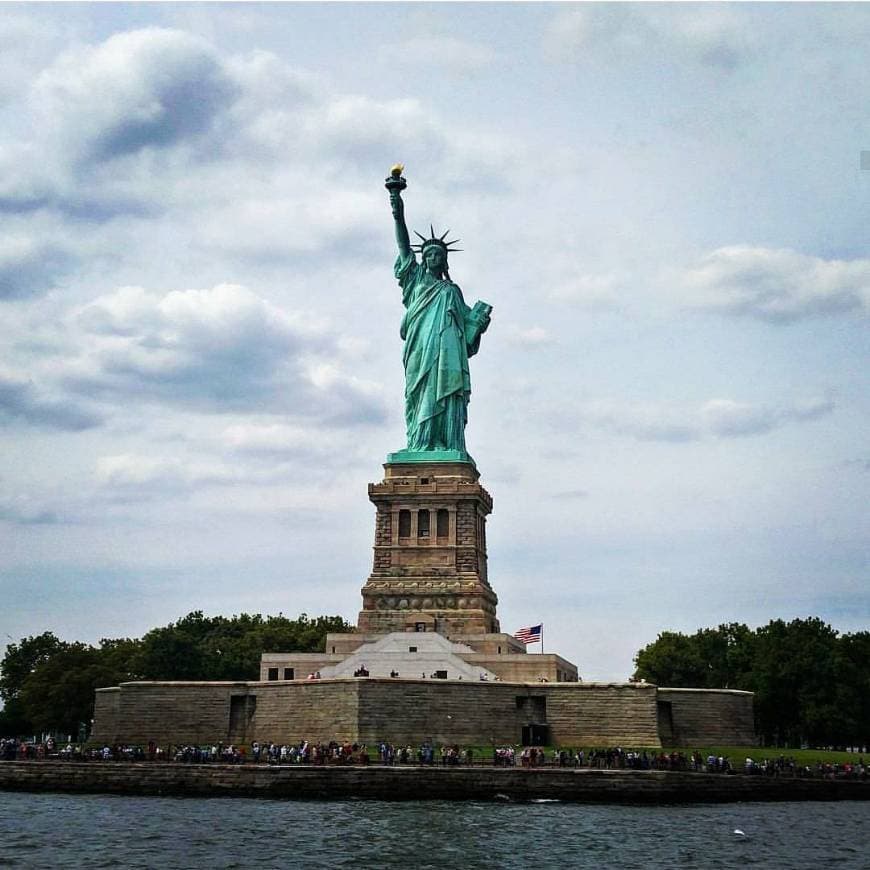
[92,678,756,749]
[657,688,757,746]
[454,502,479,573]
[373,508,392,568]
[546,683,661,746]
[94,681,361,746]
[359,461,499,635]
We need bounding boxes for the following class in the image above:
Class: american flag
[514,624,542,644]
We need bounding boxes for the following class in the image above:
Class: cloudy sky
[0,2,867,681]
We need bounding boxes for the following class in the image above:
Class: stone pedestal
[357,461,500,636]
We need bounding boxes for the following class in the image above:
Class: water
[0,793,866,869]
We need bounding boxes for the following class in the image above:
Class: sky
[0,2,867,682]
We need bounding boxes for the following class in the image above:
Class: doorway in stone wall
[228,694,257,742]
[521,723,550,746]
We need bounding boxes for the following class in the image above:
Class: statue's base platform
[386,449,476,467]
[362,458,497,635]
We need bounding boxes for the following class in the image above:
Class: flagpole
[541,623,544,654]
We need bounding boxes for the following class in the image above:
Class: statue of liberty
[385,165,492,462]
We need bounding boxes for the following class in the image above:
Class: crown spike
[440,229,450,241]
[430,223,436,239]
[414,230,427,242]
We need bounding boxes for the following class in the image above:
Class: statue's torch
[385,163,407,194]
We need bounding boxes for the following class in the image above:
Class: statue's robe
[395,252,485,451]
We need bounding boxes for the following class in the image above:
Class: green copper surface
[386,448,476,466]
[386,169,492,460]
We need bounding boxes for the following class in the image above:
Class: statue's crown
[412,225,462,255]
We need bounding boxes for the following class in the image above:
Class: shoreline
[1,761,868,803]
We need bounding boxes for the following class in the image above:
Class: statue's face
[424,245,447,272]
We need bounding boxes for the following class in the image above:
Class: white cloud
[194,184,382,257]
[0,368,102,431]
[0,13,69,104]
[221,422,355,459]
[32,28,237,164]
[224,48,318,115]
[574,399,697,442]
[700,397,835,437]
[571,396,835,442]
[0,284,386,431]
[552,488,590,501]
[223,422,313,454]
[0,234,71,299]
[504,325,550,346]
[0,26,517,295]
[90,439,365,507]
[0,493,60,525]
[0,27,242,222]
[550,272,622,307]
[666,6,754,68]
[380,35,496,77]
[545,5,755,69]
[54,283,386,423]
[682,246,870,322]
[96,453,238,492]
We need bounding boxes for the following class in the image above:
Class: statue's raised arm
[385,164,411,258]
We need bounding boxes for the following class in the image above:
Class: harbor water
[0,792,866,869]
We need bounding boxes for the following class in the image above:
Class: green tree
[133,611,351,681]
[697,622,755,689]
[0,697,32,737]
[750,618,842,746]
[134,612,212,681]
[837,631,870,747]
[1,611,352,736]
[0,632,67,704]
[0,632,68,735]
[633,630,707,686]
[633,617,862,748]
[633,623,753,689]
[17,644,127,737]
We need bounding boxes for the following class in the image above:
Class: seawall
[1,762,867,803]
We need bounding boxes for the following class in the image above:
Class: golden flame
[390,163,404,178]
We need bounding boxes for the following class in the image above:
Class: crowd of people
[376,742,473,765]
[1,735,866,780]
[251,741,369,765]
[175,744,245,764]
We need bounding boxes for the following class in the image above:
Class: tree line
[0,611,351,738]
[633,618,870,748]
[3,613,867,748]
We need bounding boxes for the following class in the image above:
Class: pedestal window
[436,508,449,538]
[398,509,411,538]
[418,509,430,538]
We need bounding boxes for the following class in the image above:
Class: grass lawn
[668,746,865,765]
[429,745,865,766]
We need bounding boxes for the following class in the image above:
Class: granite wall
[92,679,756,748]
[547,683,661,746]
[658,688,757,746]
